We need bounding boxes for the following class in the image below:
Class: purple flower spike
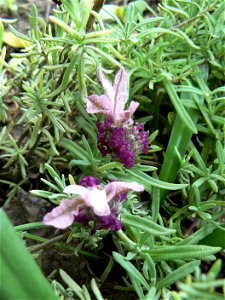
[96,117,149,168]
[86,65,150,168]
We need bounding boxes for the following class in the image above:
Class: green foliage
[59,269,105,300]
[0,0,224,299]
[0,209,58,300]
[0,0,17,12]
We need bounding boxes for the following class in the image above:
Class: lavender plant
[1,0,225,299]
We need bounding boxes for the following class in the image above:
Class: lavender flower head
[43,176,144,231]
[86,65,149,168]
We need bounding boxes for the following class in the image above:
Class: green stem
[116,229,136,251]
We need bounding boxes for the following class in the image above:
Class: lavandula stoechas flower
[86,65,149,168]
[43,176,144,231]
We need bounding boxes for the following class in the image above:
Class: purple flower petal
[105,181,144,201]
[43,198,82,229]
[43,180,144,230]
[86,188,111,216]
[64,184,111,216]
[98,65,114,99]
[86,65,139,125]
[86,94,112,116]
[119,101,139,123]
[63,185,88,197]
[113,67,128,122]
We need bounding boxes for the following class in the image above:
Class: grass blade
[0,209,58,300]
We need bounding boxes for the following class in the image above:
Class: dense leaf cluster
[0,0,224,299]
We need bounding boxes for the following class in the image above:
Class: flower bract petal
[86,94,112,116]
[87,188,111,216]
[43,198,82,229]
[113,67,128,122]
[98,65,114,100]
[63,184,88,196]
[105,181,144,201]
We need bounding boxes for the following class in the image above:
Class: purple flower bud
[99,211,122,231]
[74,209,90,227]
[78,176,101,188]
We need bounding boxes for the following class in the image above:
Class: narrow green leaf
[47,51,79,99]
[207,259,222,280]
[87,46,122,67]
[41,178,61,192]
[0,20,3,49]
[143,255,156,287]
[15,222,47,231]
[0,210,58,300]
[70,159,91,167]
[113,252,149,290]
[96,162,123,172]
[143,245,221,260]
[60,138,89,161]
[191,279,225,289]
[91,279,104,300]
[9,24,34,42]
[199,227,225,249]
[59,269,85,300]
[175,85,204,96]
[173,28,200,49]
[139,27,200,49]
[177,224,216,246]
[157,260,200,289]
[29,117,42,149]
[42,129,59,156]
[45,164,60,181]
[216,140,225,173]
[163,4,189,18]
[121,214,176,236]
[151,186,160,223]
[30,5,41,40]
[126,170,188,190]
[178,282,224,300]
[45,109,65,132]
[163,78,197,133]
[129,275,145,299]
[81,135,94,162]
[130,165,158,172]
[30,190,54,199]
[159,66,208,203]
[82,286,91,300]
